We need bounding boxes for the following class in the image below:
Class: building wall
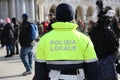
[37,0,120,22]
[1,0,119,22]
[0,0,38,22]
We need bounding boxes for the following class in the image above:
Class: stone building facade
[0,0,120,22]
[37,0,120,22]
[0,0,39,22]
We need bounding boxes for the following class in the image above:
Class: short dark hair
[22,13,28,19]
[11,17,16,22]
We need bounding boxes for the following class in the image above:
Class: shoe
[9,54,13,57]
[22,71,32,76]
[16,52,19,54]
[5,55,10,58]
[9,55,13,57]
[12,52,15,55]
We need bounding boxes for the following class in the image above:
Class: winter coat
[13,23,19,43]
[0,23,4,39]
[89,22,119,59]
[19,21,33,47]
[1,23,14,45]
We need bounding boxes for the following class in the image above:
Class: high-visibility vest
[36,22,97,62]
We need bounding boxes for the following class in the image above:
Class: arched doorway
[116,7,120,17]
[75,6,83,19]
[86,6,94,19]
[49,5,56,15]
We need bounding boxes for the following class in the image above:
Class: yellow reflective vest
[36,22,97,62]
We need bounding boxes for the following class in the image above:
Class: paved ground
[0,47,34,80]
[0,46,120,80]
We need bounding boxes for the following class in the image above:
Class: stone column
[1,0,9,19]
[44,4,49,21]
[16,0,21,21]
[34,0,39,22]
[16,0,25,21]
[37,0,44,22]
[30,0,35,22]
[11,0,16,17]
[0,0,2,18]
[39,5,44,22]
[82,7,87,22]
[83,15,87,21]
[21,0,25,14]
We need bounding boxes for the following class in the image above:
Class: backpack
[30,23,39,40]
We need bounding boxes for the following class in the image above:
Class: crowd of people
[0,18,19,57]
[0,12,57,76]
[1,0,120,80]
[0,12,56,56]
[33,1,120,80]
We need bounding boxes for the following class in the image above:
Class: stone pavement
[0,47,34,80]
[0,46,120,80]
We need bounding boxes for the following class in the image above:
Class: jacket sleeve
[83,38,98,62]
[84,61,99,80]
[33,61,48,80]
[36,37,46,60]
[83,38,99,80]
[33,37,47,80]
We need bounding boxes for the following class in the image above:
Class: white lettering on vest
[50,40,77,51]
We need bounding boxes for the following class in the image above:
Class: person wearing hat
[46,12,56,32]
[19,13,34,76]
[1,18,14,57]
[88,1,119,80]
[33,3,99,80]
[11,17,20,55]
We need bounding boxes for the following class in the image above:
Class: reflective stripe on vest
[49,69,85,80]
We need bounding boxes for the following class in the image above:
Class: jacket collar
[52,22,78,30]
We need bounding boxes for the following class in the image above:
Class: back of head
[5,18,11,24]
[56,3,75,22]
[22,13,28,20]
[11,17,16,23]
[96,0,103,9]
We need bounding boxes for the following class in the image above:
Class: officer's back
[33,3,99,80]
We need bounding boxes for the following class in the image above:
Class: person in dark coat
[33,3,99,80]
[1,18,14,57]
[0,19,4,47]
[88,1,119,80]
[46,13,56,32]
[19,13,34,76]
[11,17,20,55]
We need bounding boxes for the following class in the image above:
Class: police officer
[33,3,99,80]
